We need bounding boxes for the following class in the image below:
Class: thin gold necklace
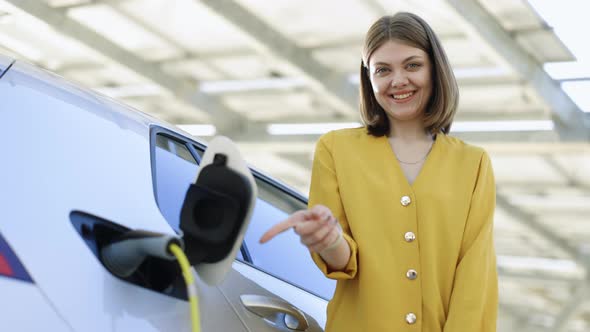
[396,141,434,165]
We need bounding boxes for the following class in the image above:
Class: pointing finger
[259,210,311,244]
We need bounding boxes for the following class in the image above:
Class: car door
[153,127,332,331]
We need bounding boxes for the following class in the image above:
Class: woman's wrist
[319,231,351,271]
[320,231,343,254]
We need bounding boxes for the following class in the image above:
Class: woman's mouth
[390,91,415,103]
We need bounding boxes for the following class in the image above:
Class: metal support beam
[233,122,559,143]
[235,109,548,124]
[362,0,389,15]
[495,191,590,328]
[446,0,590,141]
[498,270,581,286]
[495,194,585,264]
[498,304,534,332]
[550,283,588,332]
[6,0,244,134]
[543,156,590,191]
[101,0,230,80]
[198,0,358,116]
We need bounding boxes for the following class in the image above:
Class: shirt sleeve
[308,132,359,280]
[444,151,498,331]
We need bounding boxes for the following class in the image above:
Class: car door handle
[240,294,309,331]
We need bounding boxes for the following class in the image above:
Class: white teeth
[393,92,414,99]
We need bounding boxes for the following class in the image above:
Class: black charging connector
[180,153,252,266]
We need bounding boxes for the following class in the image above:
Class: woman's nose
[391,74,408,88]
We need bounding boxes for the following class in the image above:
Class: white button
[404,232,416,242]
[406,269,418,280]
[400,196,411,206]
[405,313,417,324]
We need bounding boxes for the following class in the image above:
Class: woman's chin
[386,109,422,122]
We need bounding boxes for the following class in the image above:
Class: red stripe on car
[0,253,14,276]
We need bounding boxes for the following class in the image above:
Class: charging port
[70,211,187,300]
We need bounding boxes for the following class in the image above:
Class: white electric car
[0,54,336,331]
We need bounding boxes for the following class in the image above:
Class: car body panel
[194,276,249,332]
[0,278,73,331]
[219,268,323,331]
[232,261,328,328]
[0,60,198,331]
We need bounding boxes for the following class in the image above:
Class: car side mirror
[179,136,257,285]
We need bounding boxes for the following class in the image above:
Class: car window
[152,133,200,231]
[242,176,337,300]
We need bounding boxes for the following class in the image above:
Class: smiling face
[368,39,433,123]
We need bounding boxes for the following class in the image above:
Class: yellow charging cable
[169,243,201,332]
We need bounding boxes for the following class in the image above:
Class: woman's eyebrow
[403,55,423,63]
[372,55,424,67]
[372,61,391,67]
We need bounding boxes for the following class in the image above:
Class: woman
[260,12,498,331]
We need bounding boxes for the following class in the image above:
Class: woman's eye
[407,63,422,69]
[375,67,389,74]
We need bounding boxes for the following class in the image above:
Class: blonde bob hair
[359,12,459,136]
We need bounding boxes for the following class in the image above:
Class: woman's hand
[259,205,343,254]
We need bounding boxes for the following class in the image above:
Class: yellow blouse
[309,128,498,332]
